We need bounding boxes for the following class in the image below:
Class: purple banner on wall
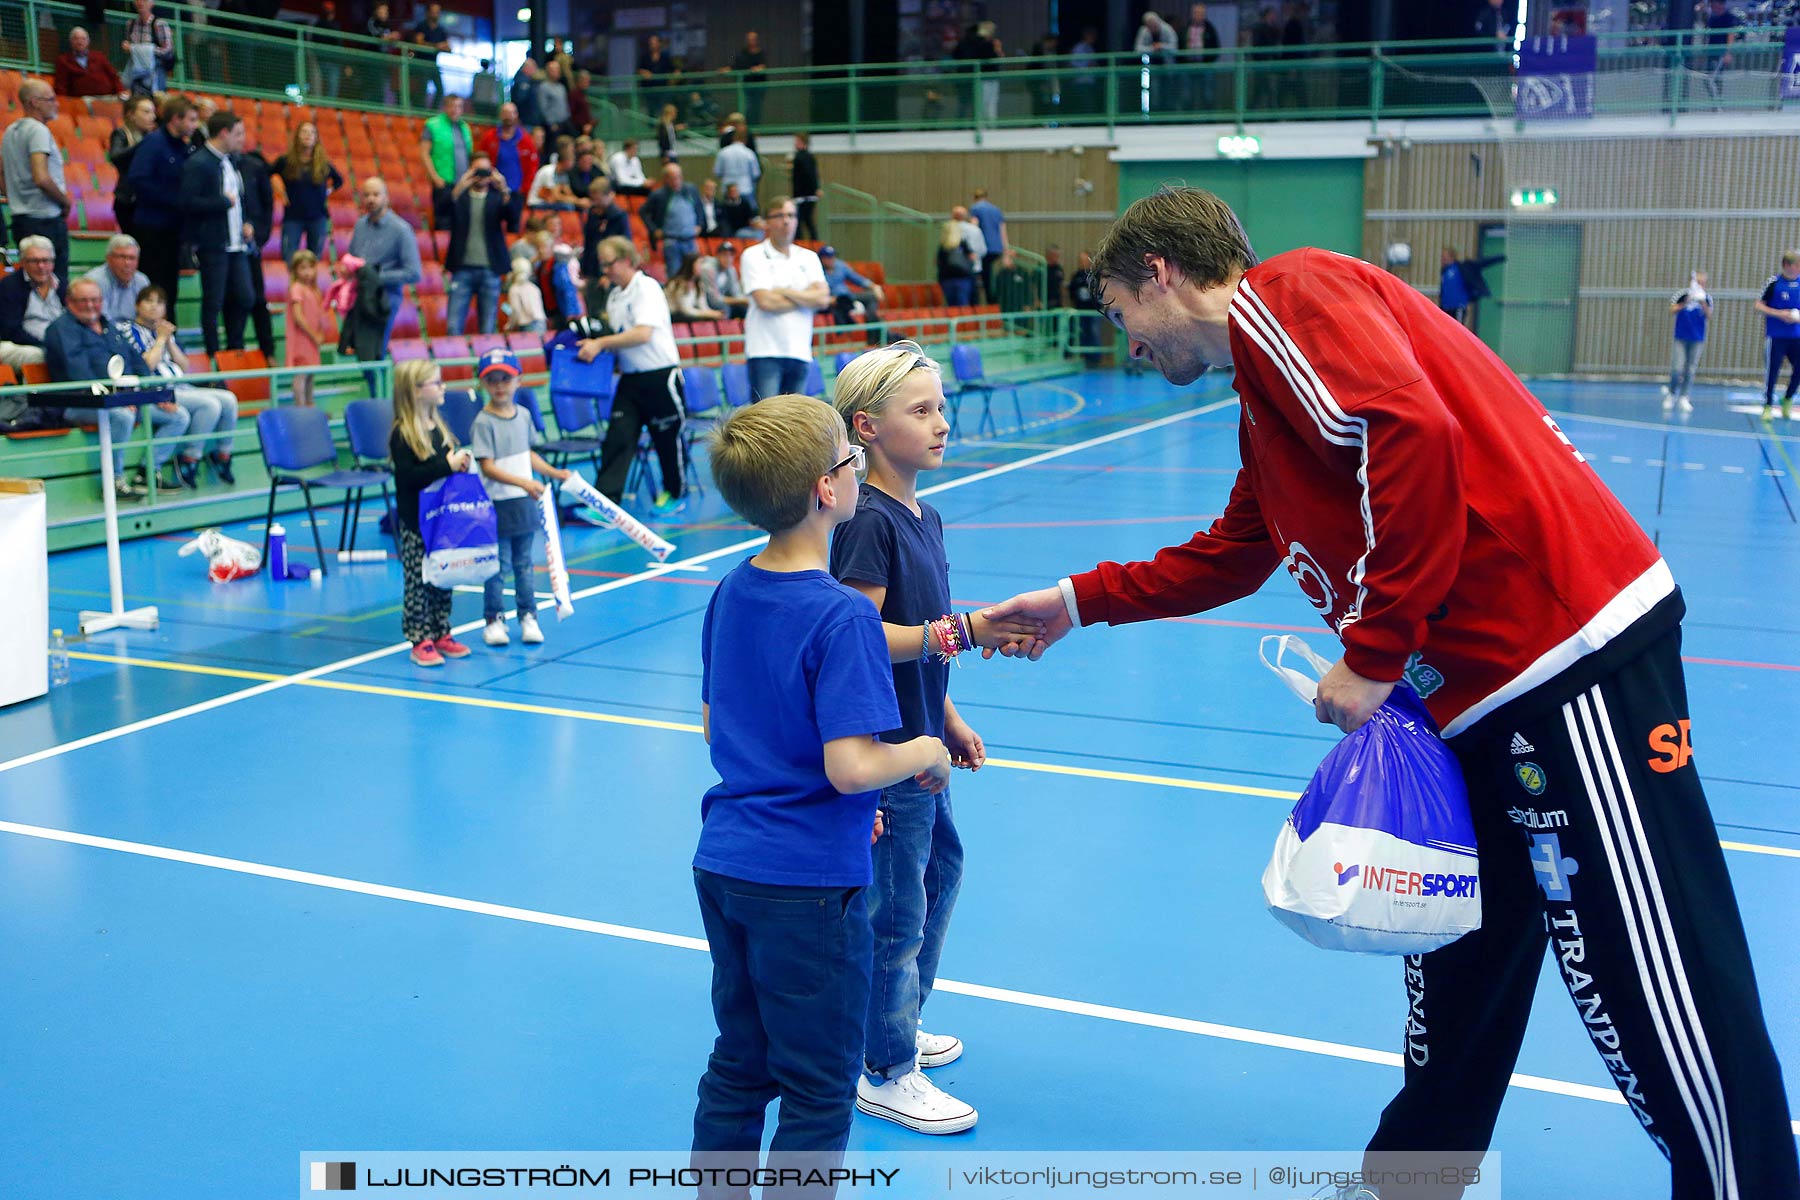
[1780,26,1800,100]
[1515,35,1597,120]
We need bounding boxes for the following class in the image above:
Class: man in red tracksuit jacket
[981,188,1797,1200]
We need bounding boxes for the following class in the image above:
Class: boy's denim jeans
[864,778,963,1082]
[691,869,871,1200]
[482,530,537,621]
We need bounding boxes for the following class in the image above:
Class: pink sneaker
[434,635,472,659]
[410,640,444,667]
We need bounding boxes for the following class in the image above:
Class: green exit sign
[1511,188,1559,208]
[1217,134,1262,159]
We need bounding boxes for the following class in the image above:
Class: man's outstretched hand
[979,587,1073,661]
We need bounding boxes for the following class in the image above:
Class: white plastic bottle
[49,628,70,686]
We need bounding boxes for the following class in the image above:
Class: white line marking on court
[1683,462,1706,470]
[4,396,1233,779]
[1722,466,1746,474]
[1,814,1792,1133]
[1609,455,1633,464]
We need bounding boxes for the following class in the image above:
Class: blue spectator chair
[950,344,1021,437]
[257,406,393,574]
[341,397,396,546]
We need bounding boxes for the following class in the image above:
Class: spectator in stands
[109,94,158,238]
[952,204,987,300]
[1070,26,1101,115]
[85,234,151,324]
[970,188,1008,301]
[48,278,186,500]
[691,177,721,237]
[570,69,596,137]
[285,250,329,406]
[275,122,344,260]
[54,27,127,99]
[421,94,476,233]
[574,236,687,514]
[537,59,573,141]
[512,57,544,131]
[411,2,451,108]
[715,128,762,213]
[990,247,1036,319]
[120,284,239,488]
[527,136,578,210]
[311,0,349,99]
[1439,246,1505,328]
[565,141,606,211]
[190,97,218,149]
[0,235,62,368]
[444,154,510,335]
[791,132,821,242]
[1134,12,1178,110]
[123,0,176,96]
[2,81,74,287]
[717,182,759,240]
[644,162,705,277]
[506,259,547,333]
[954,21,1003,122]
[726,31,769,125]
[1248,7,1282,109]
[1067,248,1100,352]
[235,135,278,362]
[819,246,884,346]
[1044,244,1065,308]
[347,176,422,359]
[479,103,538,233]
[665,256,725,322]
[472,58,501,115]
[1700,0,1738,91]
[637,34,677,116]
[182,111,255,358]
[1185,4,1223,109]
[741,196,828,402]
[1279,1,1310,107]
[608,139,649,196]
[1473,0,1514,46]
[716,109,760,157]
[655,102,683,163]
[126,96,196,304]
[937,218,978,308]
[709,240,750,316]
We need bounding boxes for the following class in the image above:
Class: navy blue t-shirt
[1671,289,1708,343]
[697,559,901,888]
[830,486,951,743]
[1763,275,1800,339]
[1439,262,1469,311]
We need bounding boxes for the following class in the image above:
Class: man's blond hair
[709,396,844,532]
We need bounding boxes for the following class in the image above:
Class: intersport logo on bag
[1333,860,1479,899]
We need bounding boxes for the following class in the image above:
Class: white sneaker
[1661,387,1673,411]
[916,1028,963,1068]
[1679,396,1694,413]
[856,1070,977,1134]
[519,612,544,644]
[483,618,510,646]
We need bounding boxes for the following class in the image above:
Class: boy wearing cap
[820,246,886,347]
[471,348,572,646]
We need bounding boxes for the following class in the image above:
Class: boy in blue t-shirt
[1756,251,1800,421]
[693,395,951,1176]
[1664,270,1711,414]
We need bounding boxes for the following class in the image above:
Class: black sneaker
[210,452,236,485]
[176,457,200,489]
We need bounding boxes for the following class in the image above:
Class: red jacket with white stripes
[1069,249,1674,737]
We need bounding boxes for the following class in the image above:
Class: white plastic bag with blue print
[1257,635,1482,955]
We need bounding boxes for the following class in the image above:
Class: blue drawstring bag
[418,473,499,588]
[1258,636,1482,955]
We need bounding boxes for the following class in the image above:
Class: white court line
[2,397,1230,779]
[3,814,1793,1134]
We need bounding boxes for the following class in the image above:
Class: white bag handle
[1259,634,1333,705]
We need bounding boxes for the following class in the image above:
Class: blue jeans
[748,357,810,403]
[691,869,871,1194]
[446,267,502,335]
[940,276,974,308]
[864,778,963,1080]
[281,218,331,262]
[663,236,698,278]
[173,384,238,459]
[482,529,537,620]
[66,403,188,474]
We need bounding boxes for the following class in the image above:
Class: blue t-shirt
[829,486,951,744]
[1439,262,1469,311]
[697,560,902,887]
[1763,274,1800,339]
[1671,288,1708,343]
[970,200,1003,254]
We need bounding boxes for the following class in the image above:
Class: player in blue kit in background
[828,341,1043,1137]
[1755,251,1800,421]
[691,394,951,1194]
[1664,270,1710,414]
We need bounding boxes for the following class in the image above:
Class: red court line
[948,514,1219,530]
[952,461,1238,475]
[1681,655,1800,673]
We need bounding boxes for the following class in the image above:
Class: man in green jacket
[420,93,474,232]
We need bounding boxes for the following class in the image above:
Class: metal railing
[5,5,1793,133]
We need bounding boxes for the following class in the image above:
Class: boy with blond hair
[692,395,951,1181]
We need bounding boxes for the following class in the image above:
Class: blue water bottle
[267,522,288,579]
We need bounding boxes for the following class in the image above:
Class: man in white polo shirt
[739,194,830,401]
[575,235,688,515]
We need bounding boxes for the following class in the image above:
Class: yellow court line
[67,650,1800,859]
